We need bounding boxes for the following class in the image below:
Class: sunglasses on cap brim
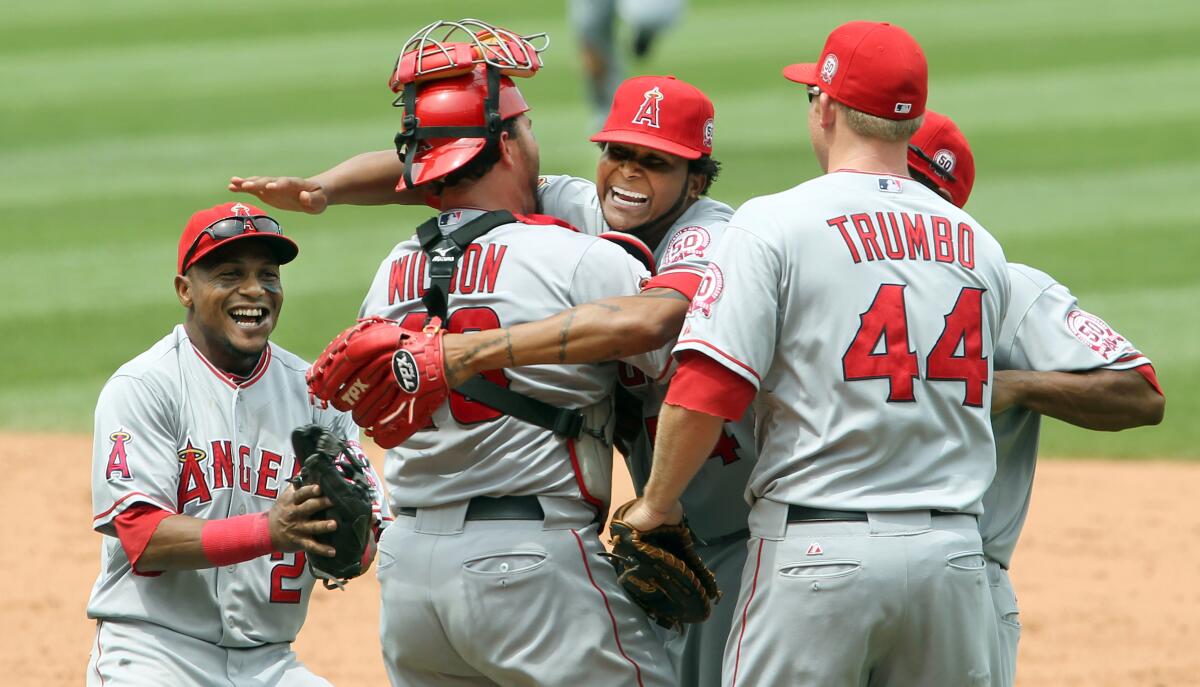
[182,215,284,271]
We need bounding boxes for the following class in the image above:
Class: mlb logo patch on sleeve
[877,178,902,193]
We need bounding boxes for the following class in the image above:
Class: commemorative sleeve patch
[687,264,725,318]
[1066,308,1134,361]
[662,226,712,267]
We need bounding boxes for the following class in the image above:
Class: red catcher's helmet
[390,20,548,191]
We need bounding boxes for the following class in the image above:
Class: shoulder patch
[105,430,133,481]
[1066,308,1132,361]
[662,225,712,267]
[688,265,725,318]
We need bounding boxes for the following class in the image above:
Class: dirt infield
[6,432,1197,686]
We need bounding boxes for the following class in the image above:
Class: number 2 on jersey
[842,284,988,406]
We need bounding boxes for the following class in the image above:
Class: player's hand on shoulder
[268,483,338,558]
[228,175,328,215]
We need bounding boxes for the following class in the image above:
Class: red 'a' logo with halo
[631,87,664,129]
[106,430,133,480]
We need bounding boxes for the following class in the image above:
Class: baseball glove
[289,424,378,588]
[606,500,721,630]
[306,316,449,448]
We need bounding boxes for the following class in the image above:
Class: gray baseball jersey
[537,173,755,542]
[88,325,389,648]
[360,209,678,686]
[985,263,1156,687]
[677,171,1010,513]
[985,263,1155,566]
[358,209,669,510]
[680,171,1008,687]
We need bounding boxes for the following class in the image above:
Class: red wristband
[201,512,276,567]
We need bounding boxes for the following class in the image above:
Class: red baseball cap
[782,21,927,121]
[907,110,976,208]
[590,75,714,160]
[177,202,298,274]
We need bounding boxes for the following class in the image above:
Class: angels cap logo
[820,54,838,84]
[392,350,420,393]
[688,264,725,318]
[631,86,664,129]
[702,118,714,148]
[933,149,957,174]
[229,203,252,217]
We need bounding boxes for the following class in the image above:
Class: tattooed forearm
[557,309,576,363]
[504,330,516,367]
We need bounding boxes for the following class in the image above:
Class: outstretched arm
[229,150,420,214]
[442,288,689,387]
[991,367,1164,430]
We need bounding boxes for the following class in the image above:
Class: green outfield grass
[2,0,1196,457]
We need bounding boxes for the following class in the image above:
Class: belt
[398,495,545,521]
[786,505,965,523]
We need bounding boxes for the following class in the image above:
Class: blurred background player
[229,73,751,686]
[86,202,388,686]
[568,0,686,127]
[906,111,1165,687]
[300,21,678,685]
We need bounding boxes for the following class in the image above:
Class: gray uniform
[359,209,676,687]
[540,173,750,687]
[986,263,1156,686]
[675,171,1010,686]
[86,325,389,687]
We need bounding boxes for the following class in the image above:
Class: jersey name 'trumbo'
[676,171,1011,514]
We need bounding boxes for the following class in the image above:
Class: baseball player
[230,74,751,686]
[86,201,389,686]
[616,21,1010,685]
[305,22,678,686]
[906,111,1166,686]
[568,0,686,127]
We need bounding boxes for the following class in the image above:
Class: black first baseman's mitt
[289,424,377,588]
[606,500,722,630]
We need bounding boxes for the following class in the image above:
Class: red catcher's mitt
[307,317,449,448]
[606,500,722,631]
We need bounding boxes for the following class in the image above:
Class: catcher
[300,20,715,686]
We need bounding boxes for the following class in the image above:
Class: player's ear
[175,274,194,309]
[686,171,706,200]
[818,94,838,129]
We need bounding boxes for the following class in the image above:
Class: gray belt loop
[867,509,932,535]
[414,501,470,535]
[538,496,598,530]
[748,498,788,541]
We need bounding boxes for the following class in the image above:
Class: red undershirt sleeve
[642,271,703,300]
[113,503,175,577]
[664,351,757,421]
[1133,363,1163,396]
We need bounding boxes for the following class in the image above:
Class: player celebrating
[906,111,1166,686]
[618,21,1009,684]
[86,201,389,686]
[301,21,677,686]
[230,73,749,686]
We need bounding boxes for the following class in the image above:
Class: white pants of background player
[87,619,329,687]
[567,0,685,123]
[723,502,993,686]
[987,559,1021,687]
[377,496,676,686]
[664,530,749,687]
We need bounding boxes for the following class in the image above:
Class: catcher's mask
[390,19,549,191]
